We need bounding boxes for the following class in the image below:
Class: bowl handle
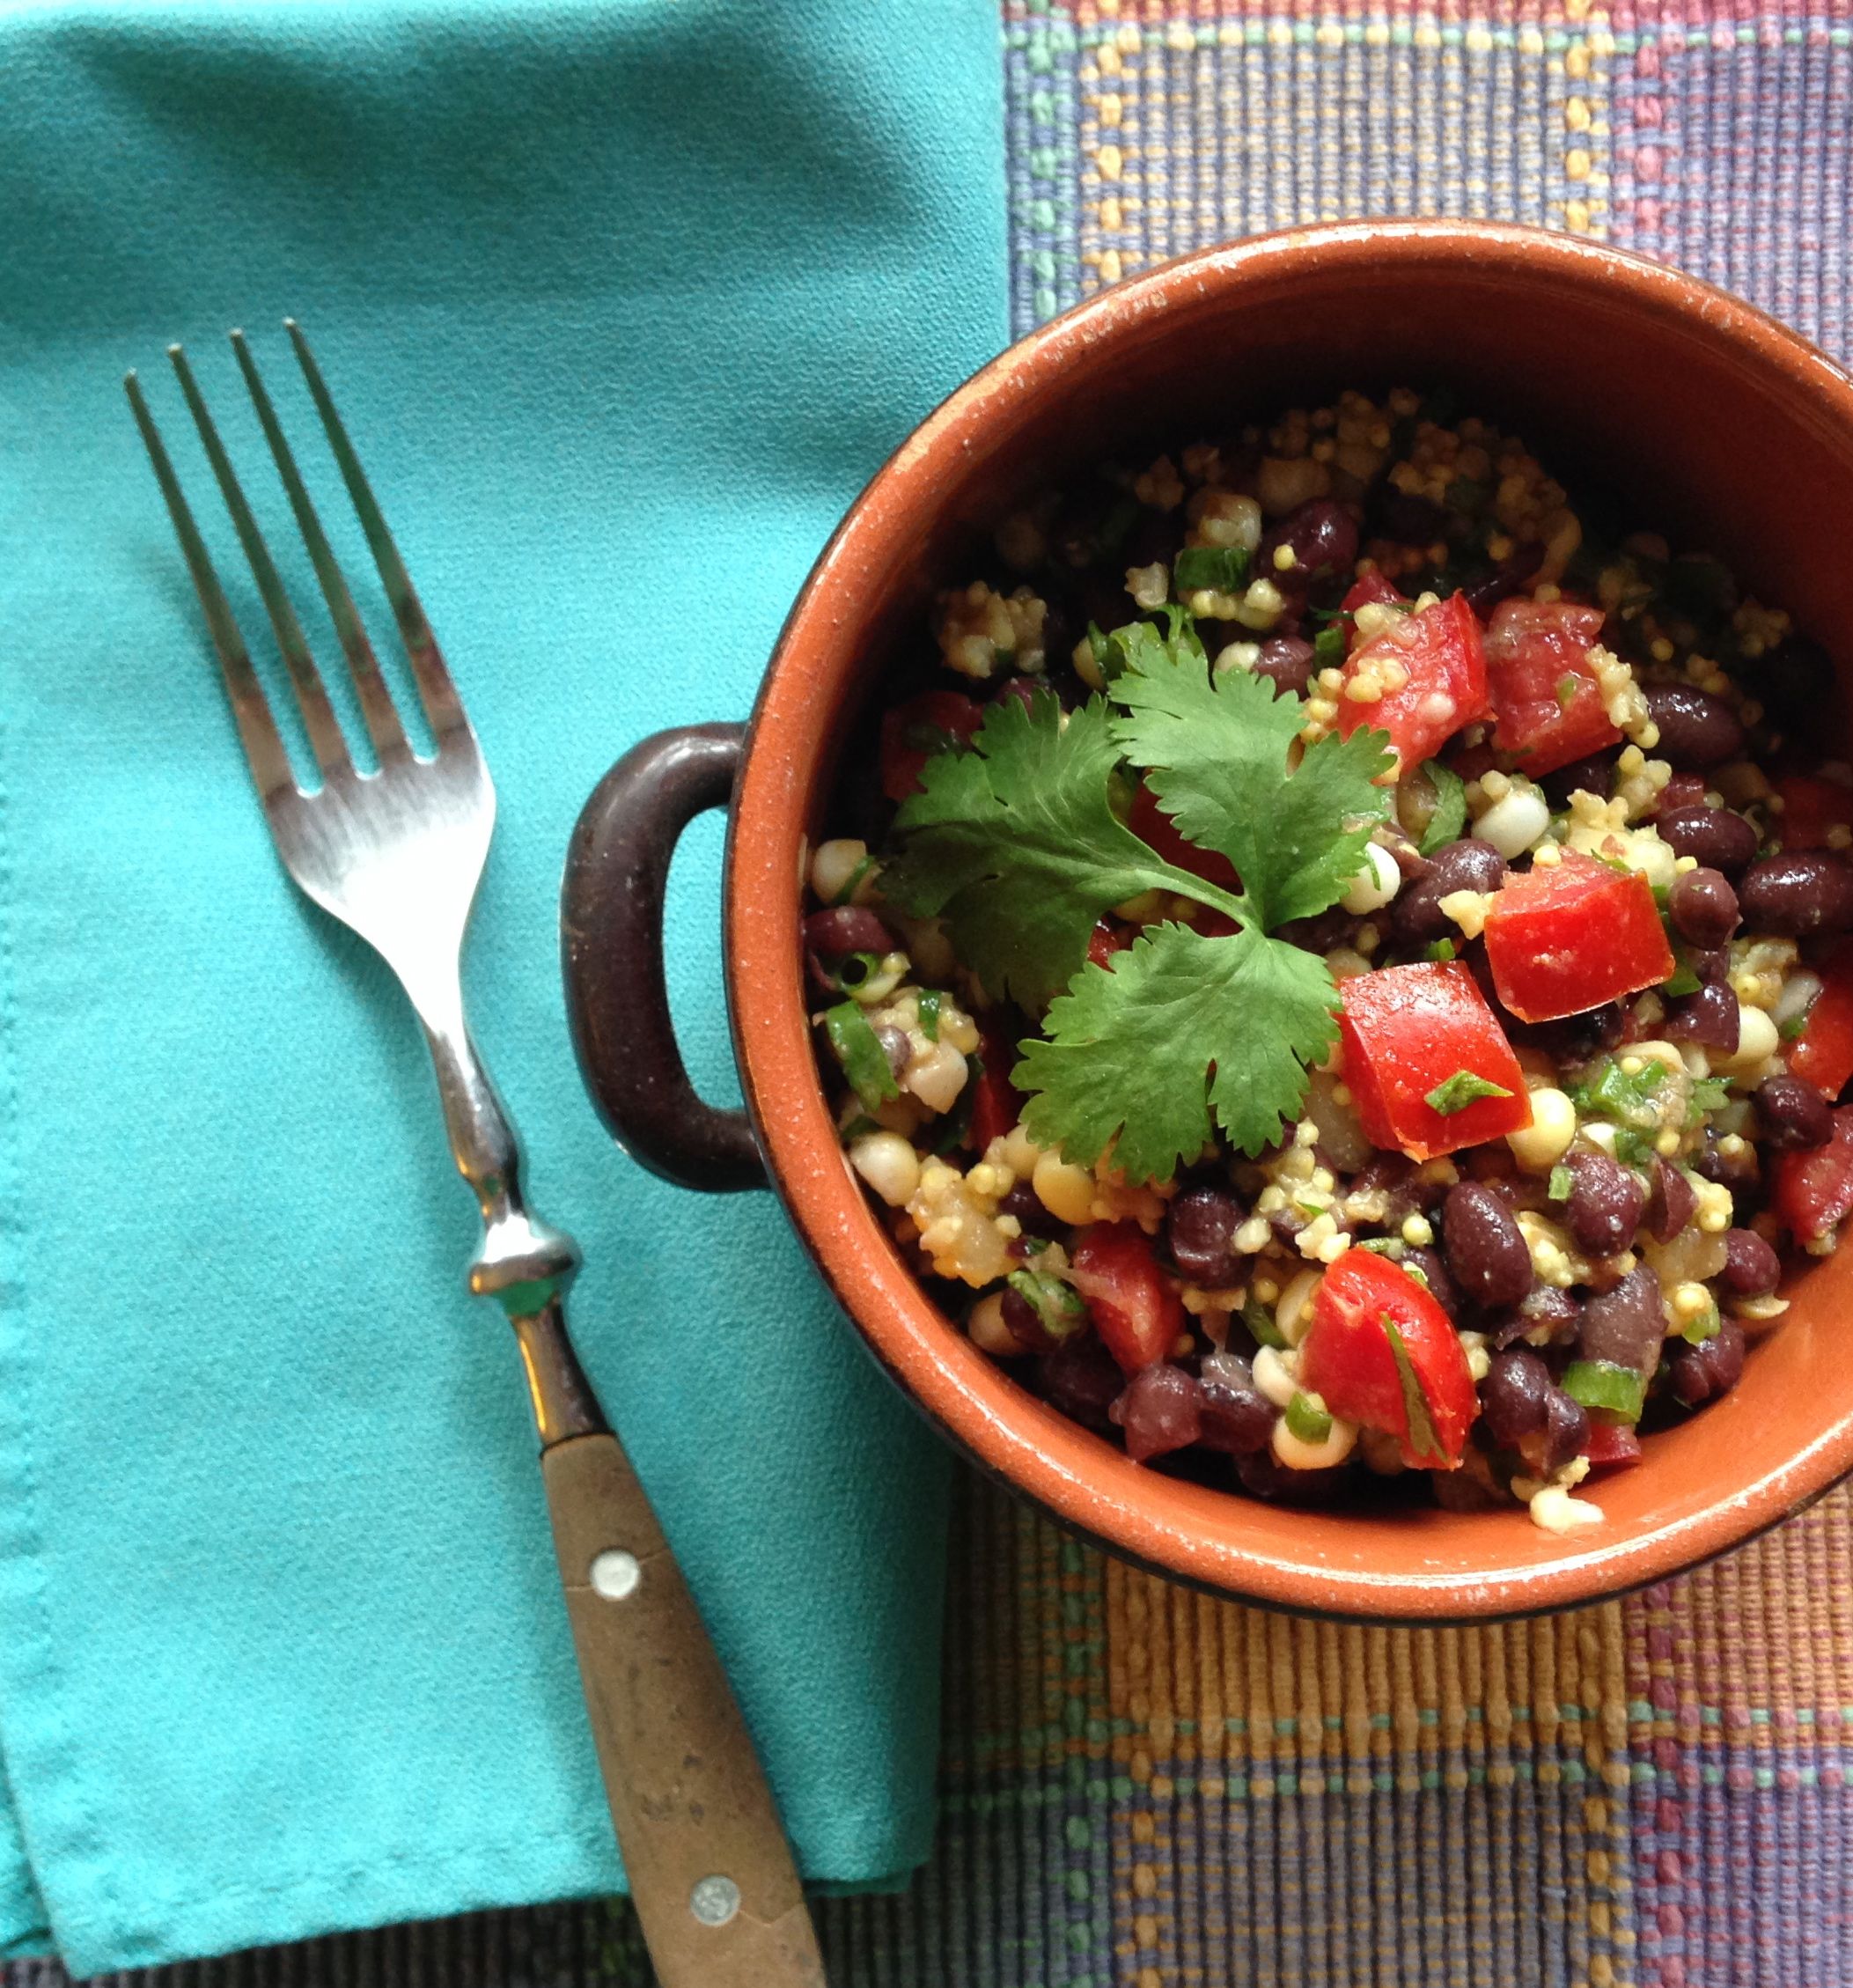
[562,723,767,1193]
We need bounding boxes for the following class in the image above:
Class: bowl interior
[729,223,1853,1616]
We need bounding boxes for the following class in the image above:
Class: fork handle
[535,1408,828,1988]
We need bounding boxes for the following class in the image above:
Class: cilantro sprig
[884,614,1394,1176]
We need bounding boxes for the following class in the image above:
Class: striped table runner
[12,4,1853,1983]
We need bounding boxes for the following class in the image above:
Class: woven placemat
[11,4,1853,1982]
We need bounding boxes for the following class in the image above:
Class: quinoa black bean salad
[803,386,1853,1535]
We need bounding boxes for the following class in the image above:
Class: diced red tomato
[1583,1420,1643,1470]
[1335,592,1489,780]
[1775,775,1853,851]
[1482,850,1675,1023]
[1340,570,1408,616]
[1086,921,1130,971]
[879,690,982,802]
[1772,1105,1853,1244]
[1788,939,1853,1100]
[968,1017,1025,1153]
[1482,597,1622,777]
[1128,784,1240,892]
[1068,1222,1185,1373]
[1337,961,1533,1160]
[1298,1247,1476,1469]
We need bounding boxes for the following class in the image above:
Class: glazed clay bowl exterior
[563,220,1853,1620]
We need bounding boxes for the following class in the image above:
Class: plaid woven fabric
[10,5,1853,1984]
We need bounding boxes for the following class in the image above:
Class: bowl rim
[724,217,1853,1620]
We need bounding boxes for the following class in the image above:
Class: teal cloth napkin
[0,1,1004,1972]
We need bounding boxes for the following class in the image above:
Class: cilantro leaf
[1110,640,1393,928]
[885,691,1240,1006]
[1417,758,1467,856]
[1424,1069,1514,1115]
[1383,1314,1448,1465]
[1013,921,1340,1174]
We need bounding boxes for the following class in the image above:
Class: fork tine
[285,320,468,744]
[167,343,351,780]
[124,370,297,805]
[229,330,411,766]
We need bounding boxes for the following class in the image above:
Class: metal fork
[126,326,826,1988]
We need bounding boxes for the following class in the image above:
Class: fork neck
[412,978,581,1310]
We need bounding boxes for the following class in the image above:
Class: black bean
[1534,1002,1626,1064]
[1036,1335,1123,1431]
[1392,837,1509,947]
[1541,1389,1592,1471]
[803,905,895,957]
[1655,805,1759,878]
[1442,1182,1533,1308]
[1542,753,1617,808]
[1720,1226,1782,1297]
[1480,1347,1553,1448]
[1165,1185,1246,1285]
[1666,1320,1746,1408]
[1738,852,1853,937]
[1664,979,1740,1053]
[1253,634,1316,698]
[1262,499,1360,581]
[1756,1071,1835,1150]
[1110,1364,1204,1462]
[1695,1126,1760,1193]
[1235,1447,1351,1505]
[1196,1351,1276,1455]
[1668,867,1740,949]
[1462,541,1545,620]
[1563,1152,1648,1256]
[1276,906,1359,954]
[1644,1158,1699,1243]
[1401,1245,1463,1321]
[989,674,1054,717]
[873,1022,912,1077]
[1577,1265,1665,1375]
[1489,1285,1583,1349]
[1000,1179,1067,1242]
[1656,771,1714,814]
[1644,683,1746,769]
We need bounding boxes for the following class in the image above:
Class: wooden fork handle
[540,1428,828,1988]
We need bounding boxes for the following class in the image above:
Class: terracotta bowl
[563,220,1853,1619]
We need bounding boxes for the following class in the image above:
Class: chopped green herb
[1663,956,1702,998]
[1562,1358,1647,1424]
[1313,621,1349,668]
[1285,1392,1334,1444]
[1548,1164,1573,1204]
[833,854,876,906]
[1242,1296,1287,1351]
[1004,1268,1087,1345]
[1424,1069,1515,1116]
[916,989,942,1042]
[840,1114,880,1142]
[1555,673,1581,713]
[1357,1236,1405,1257]
[1570,1055,1667,1129]
[835,950,881,993]
[1428,938,1459,963]
[1613,1127,1656,1168]
[1173,544,1253,594]
[1780,1007,1813,1042]
[1402,1261,1432,1292]
[824,1001,900,1111]
[1418,758,1468,856]
[1680,1296,1722,1345]
[1688,1074,1732,1118]
[1383,1314,1447,1464]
